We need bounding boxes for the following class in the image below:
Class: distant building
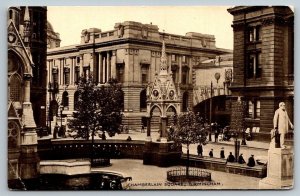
[228,6,294,141]
[47,21,61,49]
[46,21,231,132]
[193,54,233,127]
[8,6,47,184]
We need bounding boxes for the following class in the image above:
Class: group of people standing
[197,144,256,167]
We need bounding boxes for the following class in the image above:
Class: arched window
[62,91,69,108]
[8,51,23,103]
[182,92,189,112]
[9,74,22,102]
[140,89,147,111]
[8,121,20,149]
[74,91,79,110]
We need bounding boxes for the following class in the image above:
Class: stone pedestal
[143,141,181,167]
[259,146,294,189]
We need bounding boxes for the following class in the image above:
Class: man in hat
[247,155,256,167]
[227,152,235,162]
[220,147,225,159]
[209,149,213,158]
[238,153,246,164]
[197,143,203,157]
[273,102,294,148]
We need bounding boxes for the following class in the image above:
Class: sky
[47,6,234,49]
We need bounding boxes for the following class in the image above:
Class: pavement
[91,159,262,190]
[39,130,270,189]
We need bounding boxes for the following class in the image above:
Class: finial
[24,6,30,22]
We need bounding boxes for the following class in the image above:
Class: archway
[166,105,177,127]
[149,105,162,131]
[62,91,69,108]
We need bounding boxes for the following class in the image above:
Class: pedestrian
[247,154,256,167]
[126,136,132,141]
[220,147,225,159]
[214,122,219,142]
[53,123,59,139]
[227,152,235,162]
[273,102,294,148]
[197,144,203,157]
[102,131,106,140]
[141,125,144,133]
[209,149,213,158]
[238,153,246,164]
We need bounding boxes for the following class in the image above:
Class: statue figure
[273,102,294,148]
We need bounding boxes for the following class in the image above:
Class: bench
[181,154,267,178]
[226,162,267,178]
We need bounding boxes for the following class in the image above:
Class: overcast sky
[47,6,234,49]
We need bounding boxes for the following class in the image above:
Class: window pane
[256,100,260,118]
[248,100,253,118]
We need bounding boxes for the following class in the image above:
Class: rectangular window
[75,66,80,84]
[248,26,261,42]
[247,100,260,119]
[116,64,124,83]
[64,68,70,85]
[76,57,80,64]
[171,54,176,62]
[181,67,189,84]
[182,56,186,63]
[247,53,262,79]
[247,100,253,118]
[52,68,58,84]
[141,64,149,84]
[255,100,261,118]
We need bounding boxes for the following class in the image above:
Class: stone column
[20,74,39,179]
[98,53,103,84]
[160,117,168,143]
[111,50,117,79]
[146,116,152,141]
[80,54,84,77]
[107,51,111,81]
[179,56,182,84]
[103,55,107,83]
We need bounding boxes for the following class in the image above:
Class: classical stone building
[8,6,47,186]
[46,21,231,132]
[228,6,294,141]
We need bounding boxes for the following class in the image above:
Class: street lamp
[60,104,64,128]
[47,82,54,135]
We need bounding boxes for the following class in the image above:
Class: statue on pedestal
[273,102,294,148]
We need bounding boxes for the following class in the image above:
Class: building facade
[228,6,294,141]
[8,6,47,184]
[46,21,231,132]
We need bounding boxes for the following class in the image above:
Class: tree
[69,77,124,164]
[169,111,208,178]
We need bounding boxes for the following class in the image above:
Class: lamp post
[60,105,63,128]
[47,82,54,135]
[209,81,213,141]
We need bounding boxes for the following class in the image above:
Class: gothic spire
[24,6,30,22]
[159,40,168,76]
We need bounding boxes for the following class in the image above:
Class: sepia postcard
[7,6,294,190]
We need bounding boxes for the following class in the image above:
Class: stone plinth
[259,146,294,189]
[40,159,91,175]
[143,141,181,167]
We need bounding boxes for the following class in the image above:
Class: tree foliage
[69,77,124,139]
[168,110,208,177]
[169,111,208,146]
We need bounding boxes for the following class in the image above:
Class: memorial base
[259,146,294,189]
[143,141,181,167]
